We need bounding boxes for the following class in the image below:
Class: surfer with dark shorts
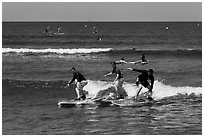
[104,61,127,99]
[128,68,154,100]
[65,67,88,100]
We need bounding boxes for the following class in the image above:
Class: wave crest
[2,48,112,54]
[84,80,202,100]
[3,79,202,100]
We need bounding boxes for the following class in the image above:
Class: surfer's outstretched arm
[65,80,72,88]
[65,83,70,88]
[127,68,146,73]
[65,72,77,88]
[47,25,50,29]
[127,60,141,64]
[69,74,77,84]
[104,72,112,77]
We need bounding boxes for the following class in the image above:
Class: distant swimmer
[43,25,55,36]
[103,62,127,99]
[65,67,88,100]
[128,53,148,65]
[93,30,98,34]
[44,25,50,33]
[45,28,48,33]
[128,68,154,100]
[57,27,62,33]
[97,37,102,41]
[92,26,98,34]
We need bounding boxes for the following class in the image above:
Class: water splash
[84,80,202,100]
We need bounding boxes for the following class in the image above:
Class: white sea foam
[84,80,202,100]
[2,48,112,54]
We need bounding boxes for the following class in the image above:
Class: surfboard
[141,61,148,65]
[47,32,64,37]
[53,32,64,36]
[58,99,92,108]
[58,94,154,108]
[58,97,110,108]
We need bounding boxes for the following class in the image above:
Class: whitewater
[2,47,112,54]
[84,80,202,100]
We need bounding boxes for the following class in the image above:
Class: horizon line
[2,20,202,22]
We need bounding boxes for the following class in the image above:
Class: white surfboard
[141,61,148,65]
[53,32,64,36]
[58,97,108,108]
[58,99,92,108]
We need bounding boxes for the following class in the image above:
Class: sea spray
[84,80,112,98]
[84,80,202,100]
[152,81,202,100]
[3,79,201,100]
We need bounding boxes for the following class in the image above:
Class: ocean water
[2,22,202,135]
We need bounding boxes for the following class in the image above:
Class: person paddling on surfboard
[127,68,154,100]
[140,53,148,64]
[65,67,88,100]
[104,61,127,99]
[128,53,148,65]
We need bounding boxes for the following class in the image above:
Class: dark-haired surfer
[128,68,154,100]
[104,62,127,99]
[65,67,88,100]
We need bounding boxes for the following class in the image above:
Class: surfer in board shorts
[128,68,154,100]
[104,61,127,99]
[65,67,88,100]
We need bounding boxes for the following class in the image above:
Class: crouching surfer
[128,68,154,100]
[65,67,88,100]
